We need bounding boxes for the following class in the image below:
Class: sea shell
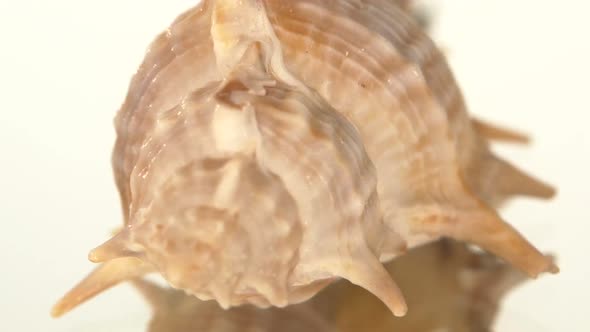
[134,240,527,332]
[318,239,530,332]
[52,0,557,319]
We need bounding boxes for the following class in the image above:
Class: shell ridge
[53,0,559,320]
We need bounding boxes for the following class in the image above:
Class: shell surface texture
[52,0,558,320]
[132,239,527,332]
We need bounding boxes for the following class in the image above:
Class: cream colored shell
[52,0,557,319]
[134,240,527,332]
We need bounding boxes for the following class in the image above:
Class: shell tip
[51,257,151,318]
[393,303,409,317]
[472,118,531,144]
[490,155,557,201]
[546,255,560,274]
[333,252,408,317]
[88,230,133,263]
[50,302,67,318]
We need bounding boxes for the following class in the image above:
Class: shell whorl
[126,69,394,309]
[52,0,557,319]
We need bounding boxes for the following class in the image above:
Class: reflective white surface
[0,1,587,331]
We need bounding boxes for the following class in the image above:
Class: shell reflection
[137,240,527,332]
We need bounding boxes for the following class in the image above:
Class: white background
[0,1,587,331]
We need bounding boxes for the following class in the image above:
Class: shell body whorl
[52,0,557,319]
[126,68,392,309]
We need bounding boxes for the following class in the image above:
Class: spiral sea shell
[52,0,557,319]
[134,239,527,332]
